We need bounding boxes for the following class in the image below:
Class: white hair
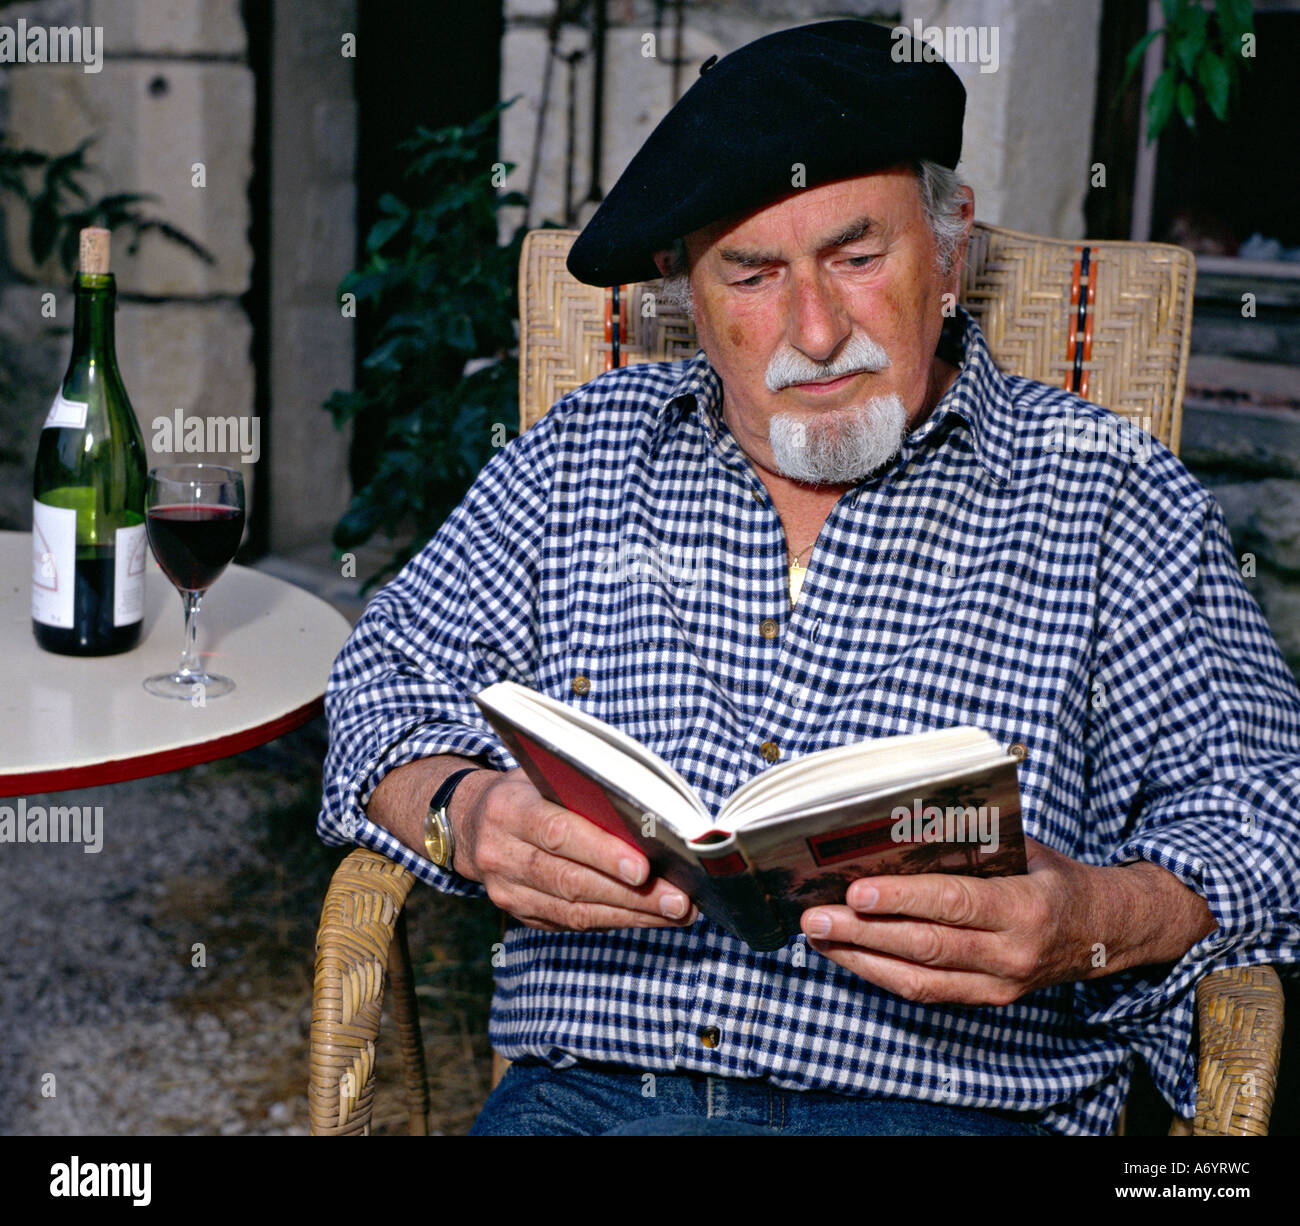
[656,159,968,311]
[912,159,968,278]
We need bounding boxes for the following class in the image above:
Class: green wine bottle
[32,227,148,655]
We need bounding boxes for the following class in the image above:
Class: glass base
[143,671,234,701]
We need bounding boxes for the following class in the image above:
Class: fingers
[527,798,653,888]
[476,773,697,931]
[509,840,696,923]
[496,881,699,933]
[805,939,1026,1007]
[800,905,1034,979]
[841,871,1029,931]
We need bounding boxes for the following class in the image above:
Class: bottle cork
[78,227,111,275]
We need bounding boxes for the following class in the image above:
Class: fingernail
[619,858,645,886]
[850,884,879,910]
[805,912,831,936]
[660,893,688,919]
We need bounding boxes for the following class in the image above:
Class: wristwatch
[424,767,479,869]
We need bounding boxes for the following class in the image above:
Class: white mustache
[765,332,891,392]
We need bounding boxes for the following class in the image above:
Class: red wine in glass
[143,464,246,701]
[147,505,245,592]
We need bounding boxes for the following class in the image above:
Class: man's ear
[956,185,975,238]
[950,185,976,284]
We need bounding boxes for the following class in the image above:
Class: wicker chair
[310,223,1286,1136]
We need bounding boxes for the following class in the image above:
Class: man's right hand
[450,767,698,933]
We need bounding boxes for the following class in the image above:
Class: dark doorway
[350,0,505,489]
[1151,10,1300,257]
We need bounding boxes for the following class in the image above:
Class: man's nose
[786,267,852,364]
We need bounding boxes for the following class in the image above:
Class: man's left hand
[800,837,1216,1006]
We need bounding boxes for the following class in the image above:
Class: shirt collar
[653,307,1018,487]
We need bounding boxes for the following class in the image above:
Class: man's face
[665,167,971,487]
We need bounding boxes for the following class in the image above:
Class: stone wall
[501,0,1102,238]
[264,0,355,552]
[0,0,256,530]
[1180,270,1300,678]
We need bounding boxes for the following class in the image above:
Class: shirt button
[751,489,764,503]
[699,1026,721,1048]
[572,674,591,695]
[1008,742,1028,761]
[760,740,780,762]
[760,618,779,639]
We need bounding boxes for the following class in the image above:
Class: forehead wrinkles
[693,173,921,265]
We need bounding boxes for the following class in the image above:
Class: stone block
[277,0,356,68]
[1253,570,1300,681]
[1182,402,1300,481]
[268,303,352,552]
[88,0,245,57]
[114,299,258,516]
[290,182,355,301]
[114,298,253,442]
[1204,478,1300,578]
[312,98,356,178]
[500,22,726,233]
[4,60,252,296]
[904,0,1100,237]
[0,1,87,30]
[0,283,71,531]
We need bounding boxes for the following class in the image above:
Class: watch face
[426,813,451,866]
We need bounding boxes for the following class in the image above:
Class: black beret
[567,19,966,287]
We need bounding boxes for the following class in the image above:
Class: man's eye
[843,254,877,268]
[733,273,767,287]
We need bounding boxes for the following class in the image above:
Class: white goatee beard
[768,394,908,484]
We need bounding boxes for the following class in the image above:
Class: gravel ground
[1,717,496,1136]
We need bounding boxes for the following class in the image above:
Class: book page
[719,727,995,827]
[475,682,713,837]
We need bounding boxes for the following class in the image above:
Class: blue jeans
[469,1060,1053,1135]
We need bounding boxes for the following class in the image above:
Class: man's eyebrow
[715,215,882,268]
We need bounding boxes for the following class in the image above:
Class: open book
[472,681,1027,952]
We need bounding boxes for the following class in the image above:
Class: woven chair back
[518,223,1195,455]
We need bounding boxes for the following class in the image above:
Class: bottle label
[43,391,89,430]
[114,523,146,626]
[31,500,77,628]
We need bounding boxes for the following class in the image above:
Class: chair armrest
[1183,965,1285,1136]
[310,848,424,1135]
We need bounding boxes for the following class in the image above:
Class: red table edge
[0,696,324,797]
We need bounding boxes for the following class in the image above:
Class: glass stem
[178,588,204,678]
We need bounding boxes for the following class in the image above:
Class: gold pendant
[788,560,806,605]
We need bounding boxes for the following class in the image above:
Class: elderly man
[317,20,1300,1135]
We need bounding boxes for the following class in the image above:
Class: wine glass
[143,464,246,700]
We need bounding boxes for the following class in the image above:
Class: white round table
[0,531,352,796]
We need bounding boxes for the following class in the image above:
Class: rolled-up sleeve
[315,413,558,895]
[1074,487,1300,1108]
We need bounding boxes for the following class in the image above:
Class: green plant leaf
[365,215,405,253]
[321,99,527,581]
[1146,68,1177,142]
[1176,80,1197,127]
[1120,29,1161,94]
[1198,51,1231,120]
[1176,8,1207,74]
[1216,0,1253,45]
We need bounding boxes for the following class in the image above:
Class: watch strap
[424,767,478,868]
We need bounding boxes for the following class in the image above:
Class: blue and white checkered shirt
[318,309,1300,1135]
